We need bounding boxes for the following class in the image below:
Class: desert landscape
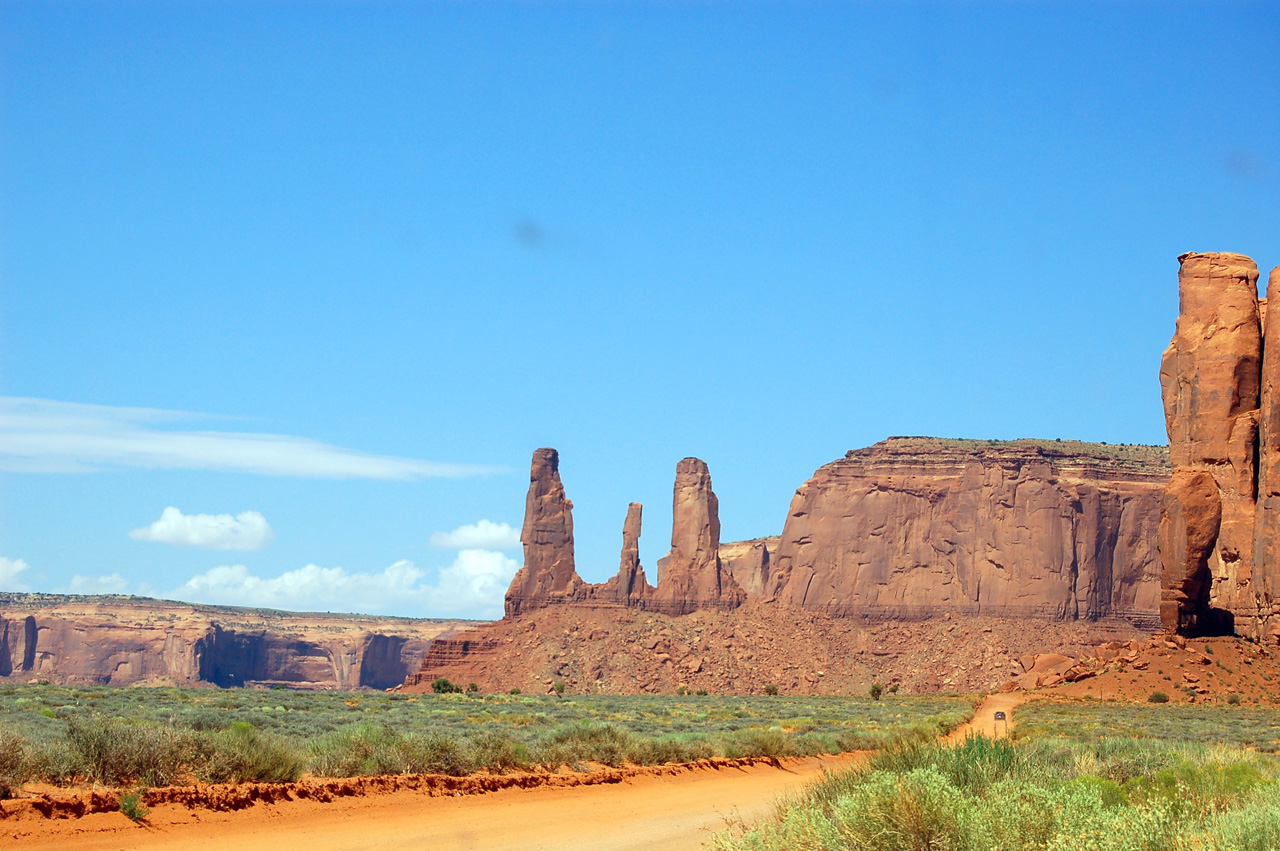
[5,4,1280,850]
[7,251,1280,849]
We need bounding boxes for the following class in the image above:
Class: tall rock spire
[648,458,746,615]
[599,502,652,605]
[503,448,585,618]
[1159,252,1276,636]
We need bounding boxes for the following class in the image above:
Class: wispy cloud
[429,519,521,550]
[131,507,275,551]
[68,572,129,594]
[0,557,30,591]
[172,552,519,619]
[0,397,497,479]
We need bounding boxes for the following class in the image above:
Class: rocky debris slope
[1159,252,1280,638]
[0,593,468,689]
[1040,632,1280,705]
[402,599,1144,696]
[765,437,1169,623]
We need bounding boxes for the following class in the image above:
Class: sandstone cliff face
[648,458,747,615]
[765,438,1168,624]
[1157,252,1280,637]
[719,538,778,598]
[0,594,465,689]
[1160,252,1263,633]
[504,448,586,618]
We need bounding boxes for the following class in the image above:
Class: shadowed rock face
[504,448,586,618]
[720,538,777,598]
[647,458,746,616]
[1158,252,1280,637]
[765,438,1168,623]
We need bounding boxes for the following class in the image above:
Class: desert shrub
[400,731,477,775]
[307,726,408,777]
[763,685,779,696]
[0,730,27,797]
[1229,694,1243,706]
[194,722,303,783]
[466,683,479,694]
[466,729,527,772]
[533,722,634,768]
[430,678,461,694]
[65,715,194,787]
[552,682,566,696]
[1149,691,1171,703]
[868,683,883,701]
[118,789,148,822]
[713,737,1280,851]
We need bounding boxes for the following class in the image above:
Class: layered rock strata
[504,448,586,618]
[765,438,1169,624]
[1159,252,1280,637]
[0,593,466,689]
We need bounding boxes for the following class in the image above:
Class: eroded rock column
[504,448,585,618]
[1159,252,1262,634]
[649,458,746,615]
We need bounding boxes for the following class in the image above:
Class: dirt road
[4,696,1025,851]
[946,692,1026,742]
[2,754,857,851]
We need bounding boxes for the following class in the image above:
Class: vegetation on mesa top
[0,684,976,792]
[851,436,1171,472]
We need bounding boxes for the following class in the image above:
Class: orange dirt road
[947,692,1026,742]
[3,754,858,851]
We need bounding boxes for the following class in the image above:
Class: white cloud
[429,519,521,550]
[171,551,520,619]
[0,396,498,479]
[130,507,274,551]
[0,557,30,591]
[68,573,129,594]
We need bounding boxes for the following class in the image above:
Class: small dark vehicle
[994,711,1007,721]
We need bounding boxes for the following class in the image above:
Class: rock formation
[719,537,777,598]
[647,458,746,615]
[0,593,464,688]
[504,448,587,618]
[598,503,653,605]
[1159,252,1280,637]
[765,438,1169,623]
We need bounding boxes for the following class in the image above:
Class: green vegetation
[118,789,149,822]
[0,683,975,789]
[1016,699,1280,751]
[869,683,884,701]
[715,735,1280,850]
[1150,690,1170,703]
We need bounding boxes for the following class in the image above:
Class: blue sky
[2,2,1278,618]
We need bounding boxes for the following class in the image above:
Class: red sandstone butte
[1158,252,1280,637]
[503,448,586,618]
[765,437,1168,623]
[647,458,746,616]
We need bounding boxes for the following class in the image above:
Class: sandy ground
[947,693,1025,742]
[3,696,1023,851]
[0,754,858,851]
